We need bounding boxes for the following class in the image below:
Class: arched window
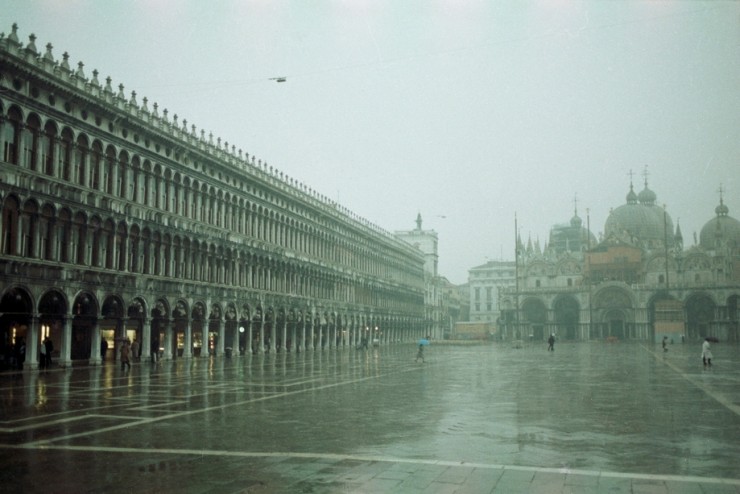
[90,216,102,267]
[90,141,103,190]
[118,151,129,199]
[115,223,127,271]
[57,208,72,263]
[41,121,58,176]
[20,200,39,258]
[58,128,73,181]
[102,219,115,269]
[1,195,20,255]
[40,204,55,261]
[75,134,89,187]
[23,114,41,171]
[105,146,116,195]
[3,106,22,164]
[71,211,87,265]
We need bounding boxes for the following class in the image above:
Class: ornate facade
[500,179,740,343]
[0,24,426,370]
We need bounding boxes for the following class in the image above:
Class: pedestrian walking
[14,337,26,370]
[120,339,131,371]
[130,339,139,362]
[151,337,159,363]
[43,336,53,368]
[39,338,47,369]
[101,338,108,360]
[701,338,713,368]
[547,334,555,351]
[415,336,430,363]
[662,336,668,353]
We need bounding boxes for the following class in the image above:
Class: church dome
[699,197,740,251]
[604,182,674,248]
[549,207,597,254]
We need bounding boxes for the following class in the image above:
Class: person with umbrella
[415,336,430,363]
[702,337,713,368]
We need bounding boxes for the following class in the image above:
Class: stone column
[269,314,277,354]
[216,318,225,357]
[57,315,73,368]
[232,322,241,358]
[183,318,193,359]
[89,317,102,365]
[307,311,315,351]
[200,318,209,357]
[295,314,306,353]
[280,316,287,353]
[24,314,40,371]
[141,317,152,361]
[163,318,173,360]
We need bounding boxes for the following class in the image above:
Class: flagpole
[514,213,519,341]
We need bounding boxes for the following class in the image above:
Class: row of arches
[0,193,422,313]
[0,101,422,284]
[0,285,427,370]
[500,286,739,342]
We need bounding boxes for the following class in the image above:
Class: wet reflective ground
[1,341,739,493]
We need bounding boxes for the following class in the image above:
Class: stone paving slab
[1,341,739,493]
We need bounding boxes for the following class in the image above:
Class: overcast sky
[3,1,739,284]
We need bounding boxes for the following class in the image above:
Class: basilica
[499,179,740,343]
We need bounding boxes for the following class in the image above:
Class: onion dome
[638,184,657,205]
[699,192,740,252]
[604,181,674,249]
[626,184,638,204]
[570,213,582,228]
[549,203,597,254]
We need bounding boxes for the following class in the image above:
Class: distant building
[0,23,426,369]
[500,177,739,343]
[395,213,448,339]
[468,260,516,325]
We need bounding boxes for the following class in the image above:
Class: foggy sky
[3,1,738,284]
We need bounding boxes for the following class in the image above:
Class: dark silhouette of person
[43,336,53,368]
[14,337,26,370]
[101,338,108,360]
[547,334,555,351]
[120,339,131,371]
[151,337,160,362]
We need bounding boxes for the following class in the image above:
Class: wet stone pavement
[1,341,739,493]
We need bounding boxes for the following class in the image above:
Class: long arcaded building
[0,24,426,370]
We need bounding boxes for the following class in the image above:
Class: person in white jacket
[701,338,713,367]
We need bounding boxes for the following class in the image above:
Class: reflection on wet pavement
[1,341,739,493]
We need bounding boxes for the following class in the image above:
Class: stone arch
[126,297,147,358]
[0,286,34,369]
[38,289,67,361]
[592,285,634,340]
[521,297,547,340]
[684,292,716,341]
[71,291,99,360]
[190,301,207,356]
[553,295,580,340]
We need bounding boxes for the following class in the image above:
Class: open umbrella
[418,338,430,346]
[705,336,719,343]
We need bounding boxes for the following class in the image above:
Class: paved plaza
[1,340,739,493]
